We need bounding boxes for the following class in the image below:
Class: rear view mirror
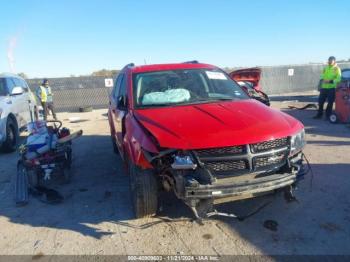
[117,95,127,110]
[11,86,24,96]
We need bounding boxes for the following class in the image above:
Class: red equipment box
[330,69,350,123]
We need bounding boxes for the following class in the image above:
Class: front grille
[205,160,247,172]
[195,146,245,157]
[193,138,290,177]
[253,152,287,169]
[250,138,288,153]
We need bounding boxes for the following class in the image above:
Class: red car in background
[229,67,270,106]
[108,62,306,219]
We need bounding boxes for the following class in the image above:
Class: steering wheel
[187,89,202,100]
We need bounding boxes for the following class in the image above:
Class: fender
[123,113,159,169]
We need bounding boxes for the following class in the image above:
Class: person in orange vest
[314,56,341,119]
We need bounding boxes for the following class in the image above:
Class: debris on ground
[68,117,81,122]
[320,222,342,232]
[32,252,45,260]
[263,220,278,231]
[202,233,213,240]
[288,103,317,110]
[104,191,112,199]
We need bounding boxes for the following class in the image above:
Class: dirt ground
[0,94,350,257]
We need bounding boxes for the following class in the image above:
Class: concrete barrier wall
[26,62,350,112]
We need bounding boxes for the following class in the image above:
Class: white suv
[0,73,39,152]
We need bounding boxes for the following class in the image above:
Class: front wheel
[1,118,18,153]
[128,161,158,218]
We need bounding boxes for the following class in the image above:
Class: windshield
[0,78,7,96]
[133,69,249,108]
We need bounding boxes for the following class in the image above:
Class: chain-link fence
[26,62,350,112]
[260,62,350,94]
[27,76,114,112]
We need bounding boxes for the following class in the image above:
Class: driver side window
[118,74,127,97]
[113,73,124,99]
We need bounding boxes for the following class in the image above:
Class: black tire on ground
[1,117,18,153]
[329,113,338,124]
[79,106,93,112]
[128,161,158,218]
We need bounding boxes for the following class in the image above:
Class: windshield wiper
[194,97,236,102]
[210,97,235,100]
[140,103,174,108]
[139,98,236,108]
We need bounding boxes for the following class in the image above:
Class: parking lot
[0,97,350,256]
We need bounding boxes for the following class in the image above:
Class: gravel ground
[0,96,349,257]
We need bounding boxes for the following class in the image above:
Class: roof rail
[126,63,135,67]
[183,60,199,64]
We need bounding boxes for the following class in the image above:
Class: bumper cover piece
[185,172,297,199]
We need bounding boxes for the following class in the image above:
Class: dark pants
[317,88,335,117]
[41,102,57,120]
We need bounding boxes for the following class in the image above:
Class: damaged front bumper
[181,153,306,220]
[185,172,298,203]
[181,152,305,204]
[144,138,307,219]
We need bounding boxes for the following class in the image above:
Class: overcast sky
[1,0,349,78]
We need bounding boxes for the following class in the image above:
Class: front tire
[128,161,158,218]
[1,117,18,153]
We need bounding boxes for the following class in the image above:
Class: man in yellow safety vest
[36,79,57,120]
[314,56,341,119]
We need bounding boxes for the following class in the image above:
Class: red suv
[108,62,306,219]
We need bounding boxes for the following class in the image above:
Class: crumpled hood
[134,99,303,149]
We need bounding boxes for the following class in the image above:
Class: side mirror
[11,86,24,96]
[117,95,127,110]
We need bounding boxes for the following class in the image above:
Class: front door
[110,72,127,158]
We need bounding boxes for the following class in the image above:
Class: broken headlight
[290,129,306,156]
[171,153,197,170]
